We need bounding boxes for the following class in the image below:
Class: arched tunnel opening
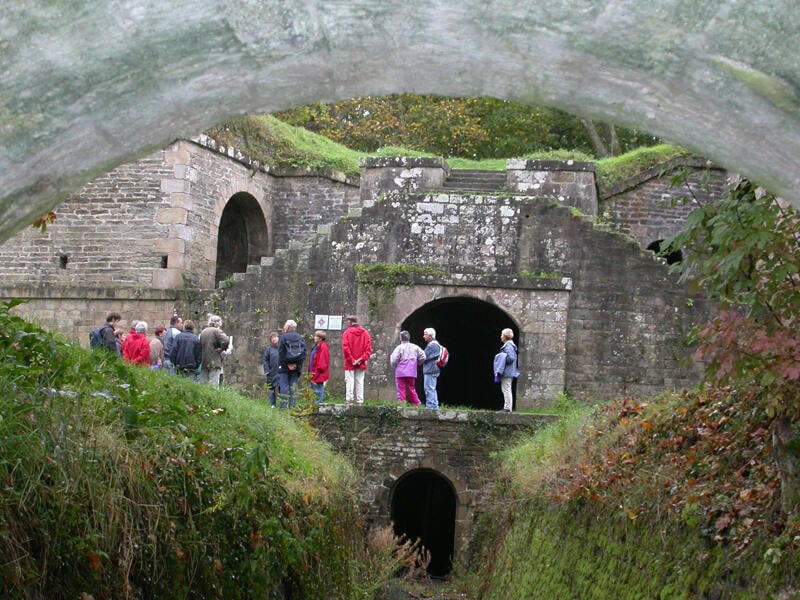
[391,469,456,578]
[215,192,269,286]
[402,297,517,410]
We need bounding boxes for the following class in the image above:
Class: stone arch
[402,296,518,410]
[390,468,458,577]
[215,192,269,286]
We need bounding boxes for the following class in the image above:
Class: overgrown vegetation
[0,301,403,598]
[462,391,799,598]
[203,109,682,193]
[275,94,659,159]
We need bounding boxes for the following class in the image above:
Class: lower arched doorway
[215,192,269,286]
[402,297,517,410]
[391,469,456,578]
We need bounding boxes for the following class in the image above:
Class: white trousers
[345,369,365,404]
[501,377,513,411]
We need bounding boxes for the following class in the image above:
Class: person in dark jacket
[262,331,280,408]
[307,330,330,404]
[277,320,306,408]
[169,319,202,381]
[98,312,122,355]
[422,327,442,410]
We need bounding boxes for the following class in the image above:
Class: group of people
[97,310,521,409]
[261,316,370,409]
[94,312,231,386]
[261,316,521,412]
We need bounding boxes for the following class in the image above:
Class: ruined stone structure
[307,405,556,576]
[0,138,721,409]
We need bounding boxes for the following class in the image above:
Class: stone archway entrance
[215,192,269,286]
[402,297,517,411]
[391,469,457,578]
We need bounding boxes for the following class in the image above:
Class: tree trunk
[772,415,800,513]
[581,118,609,157]
[607,123,621,155]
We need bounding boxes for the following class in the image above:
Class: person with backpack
[422,327,443,410]
[90,312,122,356]
[390,330,425,406]
[277,319,306,408]
[169,319,202,381]
[341,315,372,406]
[493,328,521,413]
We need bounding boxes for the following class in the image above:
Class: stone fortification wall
[216,165,709,404]
[0,153,172,289]
[0,287,179,346]
[601,158,728,250]
[307,405,556,561]
[0,139,359,344]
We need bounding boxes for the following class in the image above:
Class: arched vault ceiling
[2,0,800,242]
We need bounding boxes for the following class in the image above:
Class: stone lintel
[357,271,573,291]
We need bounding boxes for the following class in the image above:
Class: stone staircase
[441,169,507,193]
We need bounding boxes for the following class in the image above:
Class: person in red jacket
[121,321,151,366]
[341,315,372,406]
[307,330,330,404]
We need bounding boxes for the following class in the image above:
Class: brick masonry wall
[601,159,728,249]
[308,405,556,562]
[216,180,710,405]
[0,153,172,288]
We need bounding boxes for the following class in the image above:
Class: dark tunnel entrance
[402,297,517,410]
[391,469,456,577]
[215,192,269,286]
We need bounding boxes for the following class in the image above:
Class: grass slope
[0,302,392,599]
[463,392,800,599]
[206,115,689,193]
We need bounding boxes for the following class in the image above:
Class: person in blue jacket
[493,328,520,413]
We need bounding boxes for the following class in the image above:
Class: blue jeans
[423,373,439,409]
[266,377,278,407]
[278,370,301,408]
[309,381,325,404]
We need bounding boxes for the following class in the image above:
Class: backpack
[89,324,108,349]
[436,344,450,368]
[285,338,305,362]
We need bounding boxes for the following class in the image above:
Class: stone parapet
[506,158,598,215]
[359,156,450,201]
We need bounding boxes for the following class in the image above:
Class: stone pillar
[359,157,450,202]
[506,159,598,216]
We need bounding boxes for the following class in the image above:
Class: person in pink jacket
[307,330,330,404]
[389,330,425,405]
[341,315,372,406]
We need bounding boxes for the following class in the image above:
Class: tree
[665,177,800,512]
[275,95,658,159]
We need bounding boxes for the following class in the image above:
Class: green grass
[0,301,396,599]
[460,391,800,599]
[596,143,690,197]
[206,115,689,190]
